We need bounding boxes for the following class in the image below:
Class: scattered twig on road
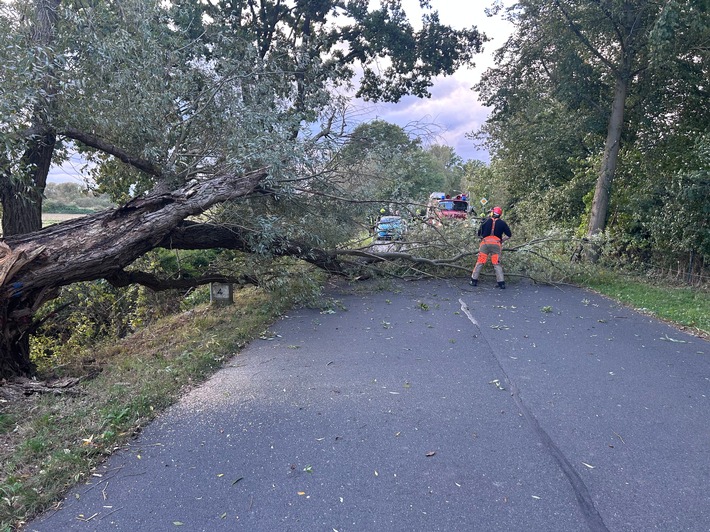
[99,507,124,521]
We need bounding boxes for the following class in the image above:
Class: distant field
[0,214,88,235]
[42,213,87,226]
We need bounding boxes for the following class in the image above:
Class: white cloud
[48,152,92,184]
[355,75,491,161]
[352,0,514,162]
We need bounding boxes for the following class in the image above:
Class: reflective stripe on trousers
[472,241,504,282]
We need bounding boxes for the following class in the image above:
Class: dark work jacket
[477,217,511,242]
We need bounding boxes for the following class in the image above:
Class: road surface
[30,279,710,531]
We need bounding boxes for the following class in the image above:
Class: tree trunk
[587,74,628,237]
[0,130,56,236]
[0,168,268,377]
[159,221,347,275]
[0,324,35,377]
[1,0,61,237]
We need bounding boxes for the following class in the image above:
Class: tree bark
[159,221,347,275]
[0,129,57,237]
[0,168,268,377]
[586,72,629,241]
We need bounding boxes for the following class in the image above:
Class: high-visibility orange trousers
[472,241,504,282]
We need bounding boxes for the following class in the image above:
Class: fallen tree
[0,0,485,377]
[2,188,579,377]
[0,169,270,375]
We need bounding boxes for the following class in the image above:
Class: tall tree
[0,0,60,236]
[0,0,484,377]
[477,0,678,240]
[425,145,465,194]
[475,2,608,225]
[556,0,661,240]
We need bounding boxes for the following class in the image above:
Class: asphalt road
[29,279,709,532]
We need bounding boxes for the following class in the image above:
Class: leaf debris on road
[489,379,506,391]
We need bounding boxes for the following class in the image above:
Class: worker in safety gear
[470,206,511,289]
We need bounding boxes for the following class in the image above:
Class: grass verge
[0,287,288,531]
[578,271,709,337]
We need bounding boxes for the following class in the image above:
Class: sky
[48,1,512,183]
[351,0,513,163]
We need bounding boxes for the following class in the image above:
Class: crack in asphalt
[459,298,609,532]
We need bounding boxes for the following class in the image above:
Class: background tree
[476,0,708,266]
[425,144,465,194]
[460,159,508,218]
[337,121,447,218]
[43,182,114,213]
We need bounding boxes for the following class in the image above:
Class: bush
[29,248,329,376]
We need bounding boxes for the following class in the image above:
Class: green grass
[0,414,14,434]
[579,273,709,336]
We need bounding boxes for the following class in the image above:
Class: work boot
[497,281,506,289]
[469,278,478,287]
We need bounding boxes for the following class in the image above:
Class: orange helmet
[491,206,503,217]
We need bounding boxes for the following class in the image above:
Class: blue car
[375,216,406,241]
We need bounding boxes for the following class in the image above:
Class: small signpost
[480,197,488,207]
[210,282,233,306]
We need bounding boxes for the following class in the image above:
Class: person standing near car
[470,206,511,289]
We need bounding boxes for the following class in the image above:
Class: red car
[427,193,470,223]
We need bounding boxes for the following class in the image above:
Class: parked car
[375,215,407,241]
